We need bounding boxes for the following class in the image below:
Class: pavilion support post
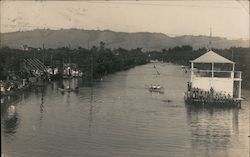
[232,63,235,78]
[211,62,214,78]
[238,72,241,99]
[191,62,194,83]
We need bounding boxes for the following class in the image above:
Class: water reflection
[88,86,94,136]
[39,86,45,127]
[1,94,23,107]
[1,92,29,116]
[231,109,239,134]
[66,91,71,105]
[3,105,19,135]
[186,104,240,157]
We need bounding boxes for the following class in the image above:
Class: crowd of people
[186,82,232,102]
[0,70,48,96]
[0,78,30,96]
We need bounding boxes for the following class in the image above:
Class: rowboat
[58,87,79,93]
[149,85,164,93]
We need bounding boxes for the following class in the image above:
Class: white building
[190,50,242,100]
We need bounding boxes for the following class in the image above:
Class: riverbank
[0,44,149,97]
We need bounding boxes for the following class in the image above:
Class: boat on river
[58,87,79,93]
[148,65,164,93]
[149,84,164,93]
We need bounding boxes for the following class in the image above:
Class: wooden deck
[184,95,242,108]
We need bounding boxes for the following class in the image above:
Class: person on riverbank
[0,81,5,94]
[187,82,191,91]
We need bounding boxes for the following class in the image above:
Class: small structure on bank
[63,63,83,79]
[184,50,243,107]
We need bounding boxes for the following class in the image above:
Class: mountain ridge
[1,29,249,51]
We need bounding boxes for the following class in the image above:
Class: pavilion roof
[191,50,234,63]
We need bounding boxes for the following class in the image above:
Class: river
[1,63,249,157]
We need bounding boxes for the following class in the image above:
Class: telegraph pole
[90,41,93,83]
[208,27,212,51]
[231,49,234,61]
[50,53,53,67]
[42,44,45,65]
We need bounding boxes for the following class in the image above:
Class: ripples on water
[1,63,249,157]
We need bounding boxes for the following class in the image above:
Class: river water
[1,63,249,157]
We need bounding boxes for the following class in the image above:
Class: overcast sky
[0,1,249,39]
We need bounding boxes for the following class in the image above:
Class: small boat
[58,87,69,92]
[58,87,79,93]
[149,84,164,93]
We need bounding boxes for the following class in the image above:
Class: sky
[0,0,249,39]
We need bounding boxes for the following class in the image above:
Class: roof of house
[191,50,234,63]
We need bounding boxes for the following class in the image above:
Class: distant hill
[0,29,249,51]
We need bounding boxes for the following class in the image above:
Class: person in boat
[75,86,79,91]
[157,85,161,89]
[152,84,157,89]
[61,84,65,89]
[187,82,191,91]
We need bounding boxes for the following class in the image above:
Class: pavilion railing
[234,71,242,79]
[193,70,241,79]
[193,70,212,77]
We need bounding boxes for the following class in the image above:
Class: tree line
[0,43,249,89]
[0,42,149,80]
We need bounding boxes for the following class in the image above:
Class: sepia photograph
[0,0,249,157]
